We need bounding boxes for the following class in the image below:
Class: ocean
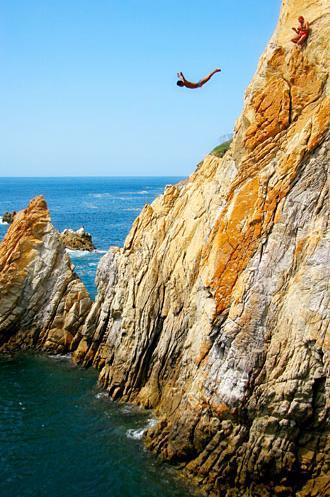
[0,176,182,298]
[0,177,196,497]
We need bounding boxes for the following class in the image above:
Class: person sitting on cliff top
[177,68,221,89]
[291,16,310,46]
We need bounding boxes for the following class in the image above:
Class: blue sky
[0,0,281,176]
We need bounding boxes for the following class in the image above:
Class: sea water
[0,177,182,298]
[0,177,196,497]
[0,354,195,497]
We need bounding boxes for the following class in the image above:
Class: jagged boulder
[0,196,92,353]
[60,227,95,251]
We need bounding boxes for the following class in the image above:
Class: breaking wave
[95,391,109,400]
[0,216,8,225]
[48,353,71,360]
[66,249,91,258]
[126,418,158,440]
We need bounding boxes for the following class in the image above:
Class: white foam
[66,249,90,258]
[126,427,146,440]
[95,391,109,400]
[0,216,8,225]
[83,202,99,209]
[120,191,149,195]
[126,418,158,440]
[48,353,71,360]
[90,193,112,199]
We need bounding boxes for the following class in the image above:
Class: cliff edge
[72,0,329,495]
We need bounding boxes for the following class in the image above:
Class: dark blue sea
[0,177,196,497]
[0,177,182,298]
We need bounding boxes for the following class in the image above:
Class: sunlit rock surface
[60,227,96,252]
[0,0,329,495]
[72,0,330,495]
[0,196,92,353]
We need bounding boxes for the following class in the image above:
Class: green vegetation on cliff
[210,139,232,158]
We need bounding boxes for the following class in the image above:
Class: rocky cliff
[71,0,330,495]
[0,0,329,495]
[0,196,92,353]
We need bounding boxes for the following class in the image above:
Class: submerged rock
[60,227,96,251]
[0,196,92,353]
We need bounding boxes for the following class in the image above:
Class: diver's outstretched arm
[177,71,186,82]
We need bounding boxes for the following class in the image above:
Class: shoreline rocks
[0,196,92,353]
[60,227,96,251]
[1,211,16,224]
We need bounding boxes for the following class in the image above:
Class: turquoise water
[0,177,182,298]
[0,354,195,497]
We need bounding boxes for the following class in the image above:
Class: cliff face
[0,196,92,353]
[1,1,329,495]
[72,0,329,495]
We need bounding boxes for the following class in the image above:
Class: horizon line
[0,175,185,179]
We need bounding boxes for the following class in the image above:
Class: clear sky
[0,0,281,177]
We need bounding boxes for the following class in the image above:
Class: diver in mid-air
[176,68,221,89]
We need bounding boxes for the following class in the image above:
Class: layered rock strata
[0,0,329,495]
[72,0,330,495]
[0,196,92,353]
